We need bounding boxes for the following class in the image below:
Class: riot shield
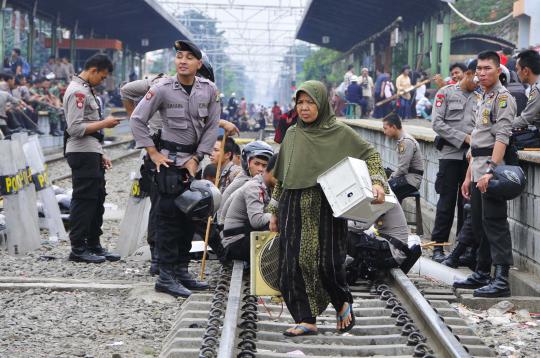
[23,135,67,242]
[0,134,41,255]
[116,151,151,257]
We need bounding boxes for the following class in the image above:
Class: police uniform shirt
[432,84,479,160]
[218,161,243,193]
[120,75,164,134]
[470,81,516,182]
[130,76,220,167]
[217,171,251,225]
[390,131,424,188]
[0,90,21,118]
[12,86,31,101]
[63,76,103,154]
[222,174,271,248]
[513,80,540,128]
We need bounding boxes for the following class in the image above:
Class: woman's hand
[269,214,279,232]
[371,184,386,204]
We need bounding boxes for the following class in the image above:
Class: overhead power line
[447,3,513,26]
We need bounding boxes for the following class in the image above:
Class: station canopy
[296,0,444,52]
[7,0,193,53]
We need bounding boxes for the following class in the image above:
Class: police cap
[174,40,202,60]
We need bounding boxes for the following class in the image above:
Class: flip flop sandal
[283,324,318,337]
[337,303,356,333]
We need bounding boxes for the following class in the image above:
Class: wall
[343,119,540,275]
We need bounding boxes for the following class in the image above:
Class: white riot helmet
[499,64,510,86]
[241,141,274,172]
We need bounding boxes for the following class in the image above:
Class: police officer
[456,51,516,298]
[512,49,540,129]
[130,40,219,297]
[217,140,274,225]
[122,56,239,276]
[64,54,121,263]
[382,113,424,203]
[222,154,277,262]
[211,135,242,192]
[430,63,480,262]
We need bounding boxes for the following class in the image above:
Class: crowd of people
[10,34,538,339]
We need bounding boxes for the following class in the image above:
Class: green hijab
[273,80,377,189]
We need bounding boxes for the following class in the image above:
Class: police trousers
[471,183,513,266]
[456,200,477,247]
[146,180,159,247]
[224,235,250,262]
[156,193,196,265]
[431,159,468,243]
[66,152,106,251]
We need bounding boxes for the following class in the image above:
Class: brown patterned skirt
[278,185,351,324]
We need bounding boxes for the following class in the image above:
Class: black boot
[432,246,445,263]
[442,242,468,268]
[453,262,491,289]
[88,245,121,262]
[458,246,477,271]
[155,265,192,298]
[149,245,160,276]
[174,263,209,290]
[474,265,511,298]
[69,247,106,264]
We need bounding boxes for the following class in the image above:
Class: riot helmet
[241,140,274,172]
[197,51,215,83]
[499,64,510,86]
[174,179,222,220]
[486,164,526,201]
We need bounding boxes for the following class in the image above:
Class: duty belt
[223,226,251,237]
[63,129,104,157]
[408,168,424,176]
[471,147,493,157]
[434,135,470,150]
[161,139,197,154]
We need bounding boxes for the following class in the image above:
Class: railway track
[160,261,495,358]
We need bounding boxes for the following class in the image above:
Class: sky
[157,0,309,103]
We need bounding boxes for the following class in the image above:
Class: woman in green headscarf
[268,80,388,336]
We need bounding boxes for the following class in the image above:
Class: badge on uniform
[146,90,154,101]
[499,94,508,109]
[74,92,85,109]
[398,142,405,153]
[528,91,536,103]
[482,108,490,125]
[435,94,444,107]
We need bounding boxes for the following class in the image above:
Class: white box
[317,157,397,225]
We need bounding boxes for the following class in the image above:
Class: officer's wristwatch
[485,167,494,175]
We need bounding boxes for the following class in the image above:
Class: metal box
[317,157,397,225]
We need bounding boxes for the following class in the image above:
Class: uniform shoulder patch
[74,92,85,109]
[398,142,405,153]
[145,90,154,101]
[528,90,537,103]
[435,93,445,107]
[498,95,508,109]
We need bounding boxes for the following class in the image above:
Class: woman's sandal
[337,303,356,333]
[283,324,318,337]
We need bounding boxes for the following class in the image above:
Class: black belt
[161,139,197,154]
[434,135,470,150]
[223,226,250,237]
[471,147,493,157]
[63,129,104,156]
[378,233,411,255]
[408,168,424,176]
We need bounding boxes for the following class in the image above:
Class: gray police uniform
[120,75,164,134]
[430,84,479,245]
[470,81,516,267]
[63,75,107,252]
[217,171,250,225]
[0,91,20,126]
[388,131,424,202]
[222,174,271,261]
[218,160,242,193]
[130,75,220,266]
[513,80,540,128]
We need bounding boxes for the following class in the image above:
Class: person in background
[382,113,424,202]
[271,101,282,129]
[359,68,374,116]
[344,64,355,87]
[396,65,413,119]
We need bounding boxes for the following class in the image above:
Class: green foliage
[451,0,516,40]
[299,47,341,84]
